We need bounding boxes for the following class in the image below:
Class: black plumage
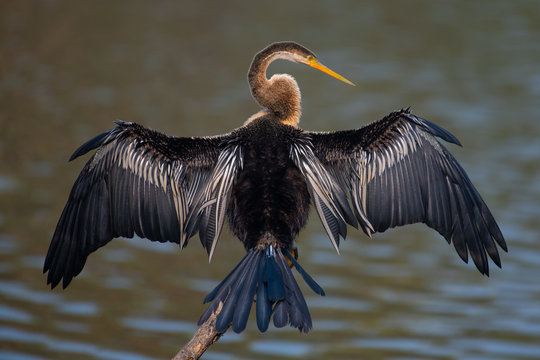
[44,42,506,334]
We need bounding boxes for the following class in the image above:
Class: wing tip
[69,131,111,161]
[400,110,463,147]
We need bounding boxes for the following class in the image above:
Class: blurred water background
[1,1,540,359]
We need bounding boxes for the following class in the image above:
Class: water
[1,1,540,359]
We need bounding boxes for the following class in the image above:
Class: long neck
[248,52,302,126]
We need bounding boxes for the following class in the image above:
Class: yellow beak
[307,57,355,86]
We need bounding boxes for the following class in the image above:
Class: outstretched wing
[309,109,507,275]
[44,121,242,288]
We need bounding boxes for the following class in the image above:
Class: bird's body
[228,119,310,251]
[45,42,506,334]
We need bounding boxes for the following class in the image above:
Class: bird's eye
[306,55,315,63]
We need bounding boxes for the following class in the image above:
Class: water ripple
[122,316,196,334]
[250,340,313,357]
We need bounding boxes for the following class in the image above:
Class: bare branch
[172,302,225,360]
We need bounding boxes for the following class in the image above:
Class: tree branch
[171,302,225,360]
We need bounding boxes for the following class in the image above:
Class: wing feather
[290,138,357,253]
[44,121,238,288]
[189,143,244,260]
[310,109,506,275]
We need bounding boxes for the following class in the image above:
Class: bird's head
[252,41,354,86]
[248,42,354,126]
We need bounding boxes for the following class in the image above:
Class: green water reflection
[1,1,540,359]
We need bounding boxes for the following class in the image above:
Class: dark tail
[198,245,325,333]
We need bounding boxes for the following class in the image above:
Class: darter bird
[44,41,507,334]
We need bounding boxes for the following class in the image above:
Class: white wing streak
[290,139,359,252]
[189,144,244,261]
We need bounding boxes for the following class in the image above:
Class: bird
[44,41,507,334]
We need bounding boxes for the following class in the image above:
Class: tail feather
[274,250,312,331]
[203,252,251,303]
[265,254,286,301]
[284,250,325,296]
[256,274,272,332]
[273,300,288,328]
[198,244,324,333]
[232,252,263,332]
[215,252,259,332]
[199,252,252,324]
